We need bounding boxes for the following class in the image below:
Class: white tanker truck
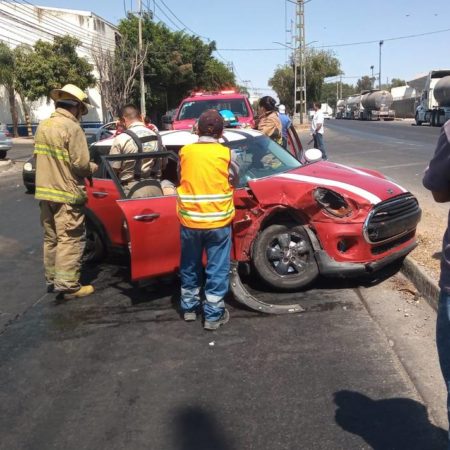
[413,70,450,126]
[336,90,395,120]
[358,90,395,121]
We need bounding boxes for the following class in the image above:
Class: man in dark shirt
[423,120,450,449]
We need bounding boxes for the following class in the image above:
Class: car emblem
[387,188,394,194]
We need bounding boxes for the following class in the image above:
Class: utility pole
[138,0,146,116]
[294,0,306,124]
[378,40,383,90]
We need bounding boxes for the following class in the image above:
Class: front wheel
[0,150,7,159]
[83,220,106,263]
[252,224,319,290]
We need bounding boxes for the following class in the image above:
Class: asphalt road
[312,119,442,211]
[7,140,34,162]
[0,167,448,448]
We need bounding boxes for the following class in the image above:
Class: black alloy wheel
[83,220,106,263]
[252,224,319,290]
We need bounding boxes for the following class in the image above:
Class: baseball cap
[278,104,286,114]
[197,109,224,137]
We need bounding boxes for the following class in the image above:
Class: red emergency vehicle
[172,90,254,130]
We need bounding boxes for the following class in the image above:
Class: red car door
[85,178,126,246]
[116,196,181,280]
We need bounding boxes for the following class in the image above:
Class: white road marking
[377,162,428,169]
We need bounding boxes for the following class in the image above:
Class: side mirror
[304,148,323,163]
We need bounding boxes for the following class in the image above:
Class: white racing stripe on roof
[278,173,382,204]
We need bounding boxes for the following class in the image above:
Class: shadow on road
[173,406,234,450]
[334,390,447,450]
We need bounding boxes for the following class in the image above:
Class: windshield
[224,135,302,188]
[178,98,250,120]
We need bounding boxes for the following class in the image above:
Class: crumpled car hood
[247,161,408,208]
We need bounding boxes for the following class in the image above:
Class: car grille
[364,194,421,244]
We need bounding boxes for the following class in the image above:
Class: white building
[0,2,118,131]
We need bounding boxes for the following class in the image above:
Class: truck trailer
[413,70,450,126]
[358,90,395,121]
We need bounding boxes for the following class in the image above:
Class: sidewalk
[13,137,34,144]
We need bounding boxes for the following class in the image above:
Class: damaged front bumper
[315,240,417,278]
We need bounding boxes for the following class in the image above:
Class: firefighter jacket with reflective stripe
[177,141,235,229]
[34,108,95,204]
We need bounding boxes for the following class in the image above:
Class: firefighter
[34,84,98,298]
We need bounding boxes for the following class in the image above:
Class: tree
[92,36,147,119]
[0,42,18,136]
[14,36,95,135]
[269,49,341,113]
[320,82,356,109]
[356,76,373,92]
[268,65,294,112]
[117,15,235,115]
[304,48,341,104]
[390,78,406,88]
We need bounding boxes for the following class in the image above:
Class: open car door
[103,151,181,281]
[286,124,304,161]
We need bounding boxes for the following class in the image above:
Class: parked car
[22,124,115,192]
[0,130,12,159]
[170,90,255,131]
[80,126,421,313]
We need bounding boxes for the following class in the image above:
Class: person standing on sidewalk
[311,102,327,159]
[177,109,238,330]
[34,84,97,299]
[278,104,292,149]
[423,120,450,449]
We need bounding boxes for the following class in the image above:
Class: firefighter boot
[64,285,95,299]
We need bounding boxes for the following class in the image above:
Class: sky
[29,0,450,98]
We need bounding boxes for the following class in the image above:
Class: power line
[9,0,116,50]
[217,27,450,51]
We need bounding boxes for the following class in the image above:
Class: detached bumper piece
[229,261,304,315]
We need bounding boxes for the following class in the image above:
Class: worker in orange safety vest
[177,109,239,330]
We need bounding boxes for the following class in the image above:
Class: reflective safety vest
[177,142,235,229]
[34,108,94,205]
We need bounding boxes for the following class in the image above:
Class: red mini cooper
[84,126,421,313]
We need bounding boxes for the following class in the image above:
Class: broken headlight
[313,187,353,217]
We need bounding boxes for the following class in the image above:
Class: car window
[225,135,302,188]
[178,99,249,120]
[86,133,98,146]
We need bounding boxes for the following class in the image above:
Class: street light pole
[378,40,383,90]
[138,0,146,116]
[370,65,374,89]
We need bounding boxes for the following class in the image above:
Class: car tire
[252,224,319,290]
[0,150,6,159]
[415,113,422,126]
[83,219,106,263]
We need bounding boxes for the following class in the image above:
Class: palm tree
[0,42,19,137]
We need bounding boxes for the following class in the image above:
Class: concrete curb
[0,159,13,173]
[401,256,440,311]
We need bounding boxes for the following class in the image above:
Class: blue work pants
[179,225,232,321]
[437,291,450,449]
